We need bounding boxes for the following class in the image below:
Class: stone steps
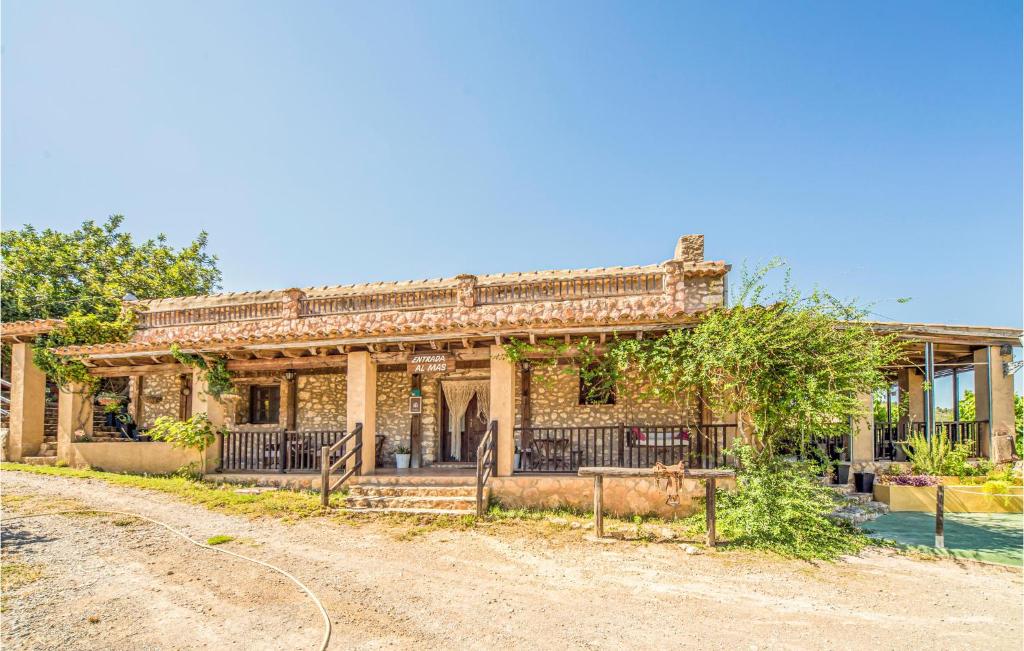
[348,484,477,498]
[346,506,477,516]
[345,481,485,515]
[346,495,478,511]
[22,456,56,466]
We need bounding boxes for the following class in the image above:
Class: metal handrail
[475,421,497,516]
[320,423,363,507]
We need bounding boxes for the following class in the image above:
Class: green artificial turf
[863,511,1023,567]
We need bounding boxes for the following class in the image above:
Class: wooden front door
[461,395,489,462]
[441,392,489,462]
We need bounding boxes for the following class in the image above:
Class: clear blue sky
[3,1,1021,337]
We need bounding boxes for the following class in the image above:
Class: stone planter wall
[873,483,1023,513]
[490,474,735,518]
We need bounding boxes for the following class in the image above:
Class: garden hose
[1,509,332,651]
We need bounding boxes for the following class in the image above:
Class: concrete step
[346,507,477,516]
[348,484,477,498]
[352,474,476,486]
[22,456,56,466]
[430,462,476,469]
[346,495,478,511]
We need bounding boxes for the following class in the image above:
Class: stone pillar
[897,368,924,424]
[346,351,377,474]
[490,345,515,477]
[974,346,1015,462]
[191,370,227,472]
[7,343,47,461]
[850,391,875,468]
[57,382,93,466]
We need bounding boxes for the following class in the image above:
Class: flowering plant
[880,473,939,487]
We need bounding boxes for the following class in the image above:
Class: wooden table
[577,466,736,546]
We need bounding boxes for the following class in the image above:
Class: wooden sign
[407,352,453,374]
[409,396,423,414]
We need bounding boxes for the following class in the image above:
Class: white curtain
[470,380,490,424]
[442,381,477,461]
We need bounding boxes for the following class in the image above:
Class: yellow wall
[873,484,1023,513]
[71,442,198,474]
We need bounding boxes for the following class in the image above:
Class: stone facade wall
[296,372,345,430]
[528,366,697,428]
[376,371,411,465]
[138,373,181,428]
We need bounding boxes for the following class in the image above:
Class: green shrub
[688,445,866,560]
[902,432,951,476]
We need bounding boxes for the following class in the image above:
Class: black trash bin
[854,472,875,494]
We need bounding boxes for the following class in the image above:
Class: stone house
[2,235,1020,515]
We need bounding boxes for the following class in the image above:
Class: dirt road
[2,471,1021,650]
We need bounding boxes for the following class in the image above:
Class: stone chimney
[673,235,704,263]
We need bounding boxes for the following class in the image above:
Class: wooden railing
[874,420,987,460]
[320,423,363,507]
[514,423,736,473]
[474,271,663,305]
[219,430,347,473]
[137,301,282,328]
[476,421,497,516]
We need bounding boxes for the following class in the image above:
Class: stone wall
[296,372,345,430]
[528,366,696,428]
[376,371,411,465]
[138,373,182,428]
[490,474,735,518]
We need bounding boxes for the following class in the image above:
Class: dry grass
[2,463,345,520]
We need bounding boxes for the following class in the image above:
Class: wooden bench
[577,466,736,546]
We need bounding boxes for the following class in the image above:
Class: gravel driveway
[2,471,1021,650]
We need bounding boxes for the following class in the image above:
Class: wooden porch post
[410,373,422,468]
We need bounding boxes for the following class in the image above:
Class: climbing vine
[32,311,137,393]
[502,336,624,404]
[170,344,235,400]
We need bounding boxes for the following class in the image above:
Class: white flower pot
[396,453,411,469]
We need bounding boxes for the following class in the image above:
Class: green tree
[1,216,221,388]
[2,215,220,322]
[605,261,905,455]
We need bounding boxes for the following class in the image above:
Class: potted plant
[115,411,137,440]
[853,470,875,493]
[96,391,122,408]
[395,444,412,469]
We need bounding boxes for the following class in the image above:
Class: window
[249,385,280,424]
[579,367,616,405]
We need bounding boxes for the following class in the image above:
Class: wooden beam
[225,351,253,360]
[225,356,347,372]
[253,350,280,359]
[89,363,190,377]
[282,349,306,358]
